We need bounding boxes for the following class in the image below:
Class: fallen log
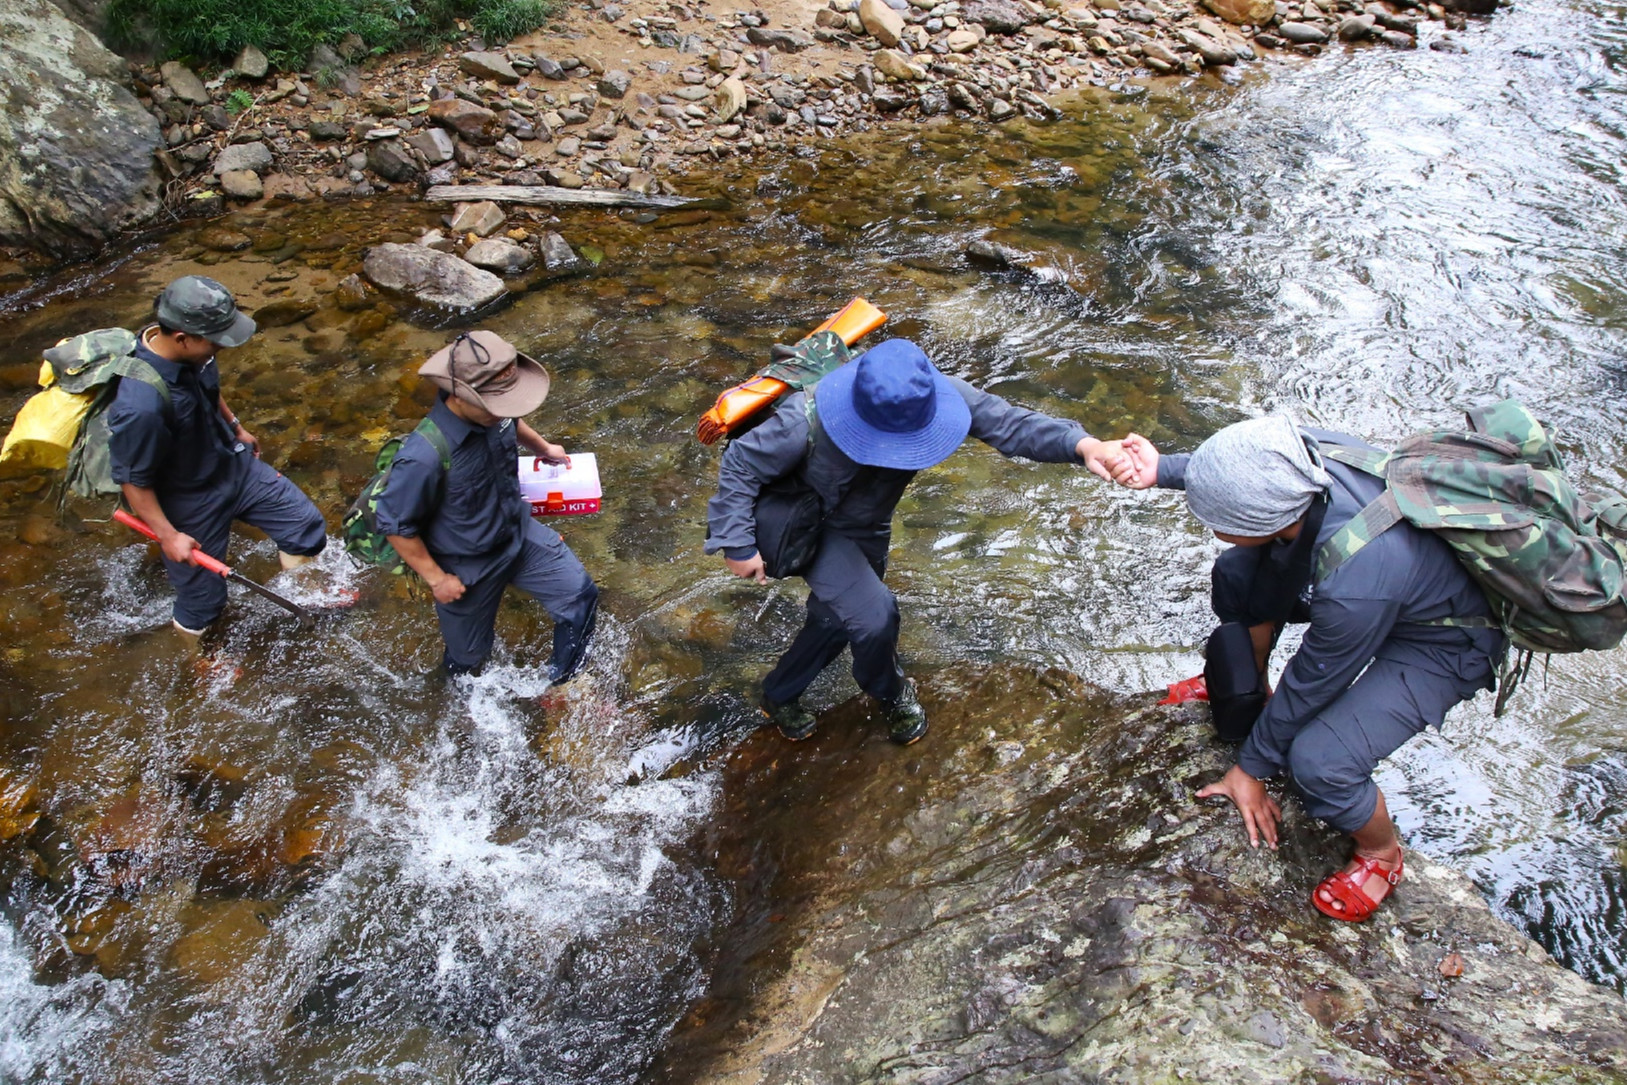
[423,184,700,210]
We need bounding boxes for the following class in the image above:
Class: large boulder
[655,667,1627,1082]
[0,0,165,258]
[362,243,506,311]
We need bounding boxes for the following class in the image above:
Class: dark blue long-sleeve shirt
[704,377,1090,559]
[107,335,243,492]
[1158,432,1503,780]
[373,395,529,586]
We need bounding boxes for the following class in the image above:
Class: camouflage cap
[153,275,256,348]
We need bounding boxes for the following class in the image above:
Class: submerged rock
[464,238,535,274]
[658,666,1627,1083]
[0,0,164,257]
[363,242,506,310]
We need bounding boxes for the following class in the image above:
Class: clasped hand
[1080,433,1160,490]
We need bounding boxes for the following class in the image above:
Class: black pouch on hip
[1204,622,1267,743]
[753,481,823,579]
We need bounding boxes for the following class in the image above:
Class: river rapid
[2,0,1625,1079]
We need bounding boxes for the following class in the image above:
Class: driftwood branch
[423,184,701,210]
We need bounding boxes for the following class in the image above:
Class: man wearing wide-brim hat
[704,338,1132,744]
[375,330,598,682]
[108,275,329,635]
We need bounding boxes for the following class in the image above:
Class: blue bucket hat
[815,339,971,470]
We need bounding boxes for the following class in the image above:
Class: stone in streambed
[966,238,1032,268]
[874,49,927,80]
[458,51,521,84]
[464,238,535,275]
[448,200,506,237]
[197,225,252,251]
[598,70,633,98]
[219,169,263,199]
[0,769,38,843]
[233,45,270,80]
[213,141,273,176]
[252,296,318,327]
[963,0,1033,33]
[406,127,455,165]
[715,76,748,122]
[333,273,373,311]
[1277,20,1329,43]
[160,61,210,105]
[1337,13,1377,39]
[859,0,907,46]
[366,139,419,183]
[429,98,503,145]
[1200,0,1275,24]
[362,243,505,310]
[1179,28,1236,64]
[540,232,585,273]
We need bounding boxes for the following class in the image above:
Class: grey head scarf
[1185,415,1332,537]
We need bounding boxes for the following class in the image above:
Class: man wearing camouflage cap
[108,275,328,635]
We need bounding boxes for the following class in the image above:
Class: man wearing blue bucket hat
[705,338,1130,744]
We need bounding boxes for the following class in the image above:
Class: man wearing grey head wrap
[1183,416,1333,539]
[1112,417,1503,923]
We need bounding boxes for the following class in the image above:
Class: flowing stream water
[2,0,1626,1079]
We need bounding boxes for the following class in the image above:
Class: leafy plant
[224,89,256,115]
[107,0,559,67]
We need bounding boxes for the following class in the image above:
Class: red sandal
[1312,848,1404,922]
[1159,674,1209,704]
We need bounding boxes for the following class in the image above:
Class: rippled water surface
[4,0,1627,1078]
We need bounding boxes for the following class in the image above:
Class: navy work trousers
[762,529,904,708]
[434,517,598,680]
[1211,545,1491,833]
[160,455,326,629]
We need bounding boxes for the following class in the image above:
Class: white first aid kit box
[519,453,601,516]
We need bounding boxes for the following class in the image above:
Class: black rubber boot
[884,680,928,745]
[546,605,598,686]
[763,699,818,741]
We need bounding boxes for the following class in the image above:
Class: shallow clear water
[2,0,1626,1077]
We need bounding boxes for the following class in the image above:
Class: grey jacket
[704,377,1091,560]
[1159,430,1504,780]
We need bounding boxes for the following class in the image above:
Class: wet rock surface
[0,0,163,257]
[362,241,507,310]
[659,666,1627,1084]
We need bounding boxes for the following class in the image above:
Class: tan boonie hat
[419,331,550,418]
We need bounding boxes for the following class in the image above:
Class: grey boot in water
[764,699,818,741]
[885,680,928,745]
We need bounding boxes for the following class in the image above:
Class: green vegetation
[224,89,256,114]
[108,0,559,69]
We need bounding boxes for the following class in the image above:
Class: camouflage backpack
[52,329,172,504]
[341,418,453,575]
[1315,399,1627,709]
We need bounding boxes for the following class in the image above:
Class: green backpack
[50,329,172,506]
[341,418,452,575]
[1315,399,1627,710]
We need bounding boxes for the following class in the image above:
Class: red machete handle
[112,509,232,578]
